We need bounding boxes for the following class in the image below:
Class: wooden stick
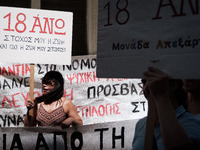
[29,64,35,116]
[144,100,157,150]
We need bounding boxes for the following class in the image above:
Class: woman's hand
[61,117,74,128]
[26,99,35,110]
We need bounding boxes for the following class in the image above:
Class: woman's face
[42,80,55,95]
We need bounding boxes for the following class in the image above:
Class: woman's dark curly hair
[35,71,64,104]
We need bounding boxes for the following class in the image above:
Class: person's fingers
[27,101,33,106]
[148,66,163,74]
[26,100,34,109]
[143,71,160,78]
[144,68,169,80]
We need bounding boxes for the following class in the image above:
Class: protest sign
[97,0,200,79]
[0,55,147,127]
[0,6,73,65]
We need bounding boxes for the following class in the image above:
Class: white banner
[0,6,73,65]
[0,55,147,127]
[97,0,200,79]
[0,119,138,150]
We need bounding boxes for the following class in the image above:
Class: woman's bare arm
[62,98,83,127]
[24,100,37,127]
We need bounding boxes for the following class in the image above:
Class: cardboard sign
[0,6,73,65]
[97,0,200,79]
[0,119,138,150]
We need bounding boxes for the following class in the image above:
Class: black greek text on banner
[0,119,138,150]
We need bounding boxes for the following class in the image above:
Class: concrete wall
[86,0,98,55]
[31,0,98,55]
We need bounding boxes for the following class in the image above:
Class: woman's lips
[42,89,50,94]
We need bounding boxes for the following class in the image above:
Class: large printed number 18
[104,0,130,26]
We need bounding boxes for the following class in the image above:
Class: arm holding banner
[24,99,37,127]
[144,67,200,149]
[24,64,37,127]
[132,67,200,150]
[144,67,192,149]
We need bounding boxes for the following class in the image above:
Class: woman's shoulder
[60,97,75,113]
[60,97,73,105]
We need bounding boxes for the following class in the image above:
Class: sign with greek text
[0,119,138,150]
[0,55,147,127]
[0,6,73,65]
[97,0,200,79]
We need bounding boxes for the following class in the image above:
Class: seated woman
[24,71,83,128]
